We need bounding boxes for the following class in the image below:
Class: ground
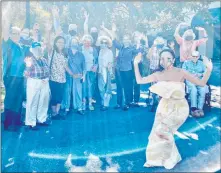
[1,61,221,172]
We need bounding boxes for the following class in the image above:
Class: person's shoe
[123,105,129,111]
[28,126,39,131]
[134,102,140,107]
[101,106,108,111]
[191,110,200,117]
[198,109,204,117]
[89,105,95,111]
[77,110,84,115]
[129,102,140,108]
[37,119,51,126]
[114,104,121,109]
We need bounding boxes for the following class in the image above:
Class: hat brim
[97,36,112,47]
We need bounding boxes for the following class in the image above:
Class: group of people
[2,5,213,170]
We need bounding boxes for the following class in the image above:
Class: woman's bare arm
[134,53,157,84]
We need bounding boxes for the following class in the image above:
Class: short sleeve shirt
[49,51,68,83]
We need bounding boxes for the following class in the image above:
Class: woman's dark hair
[159,48,176,59]
[53,36,67,57]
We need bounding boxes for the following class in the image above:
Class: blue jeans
[72,78,83,110]
[186,81,207,109]
[61,74,72,110]
[83,71,96,100]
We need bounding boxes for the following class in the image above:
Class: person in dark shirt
[112,32,141,111]
[67,37,86,115]
[2,19,30,131]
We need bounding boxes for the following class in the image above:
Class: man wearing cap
[24,42,50,130]
[68,37,86,115]
[2,7,30,131]
[182,51,208,117]
[97,36,114,111]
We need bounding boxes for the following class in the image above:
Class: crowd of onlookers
[2,5,210,131]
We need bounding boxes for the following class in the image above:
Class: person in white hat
[97,36,114,111]
[182,50,208,117]
[24,42,51,130]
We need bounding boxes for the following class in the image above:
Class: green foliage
[2,1,212,37]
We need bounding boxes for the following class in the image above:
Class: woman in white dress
[133,49,213,169]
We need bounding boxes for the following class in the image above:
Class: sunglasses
[101,41,108,44]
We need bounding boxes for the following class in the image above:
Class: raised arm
[52,5,61,34]
[44,22,53,56]
[195,27,208,46]
[2,2,13,41]
[174,23,185,45]
[100,23,113,40]
[134,53,158,84]
[183,56,212,86]
[83,11,89,35]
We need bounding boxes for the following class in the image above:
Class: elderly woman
[134,49,212,169]
[81,35,98,111]
[97,36,114,111]
[174,23,208,65]
[24,42,50,130]
[68,37,86,115]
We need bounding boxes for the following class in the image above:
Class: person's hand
[84,10,89,20]
[45,22,52,32]
[202,56,213,72]
[112,23,117,32]
[52,5,59,18]
[107,63,112,71]
[100,22,105,30]
[24,57,33,67]
[42,78,49,84]
[91,65,98,72]
[134,53,142,64]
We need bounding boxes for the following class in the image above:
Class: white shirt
[82,46,95,71]
[98,48,113,83]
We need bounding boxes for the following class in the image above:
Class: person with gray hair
[81,34,98,111]
[182,51,208,117]
[68,37,86,115]
[97,36,114,111]
[2,9,30,131]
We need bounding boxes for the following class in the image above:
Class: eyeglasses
[101,41,108,44]
[11,32,20,35]
[192,56,199,58]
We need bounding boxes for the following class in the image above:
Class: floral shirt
[49,51,68,83]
